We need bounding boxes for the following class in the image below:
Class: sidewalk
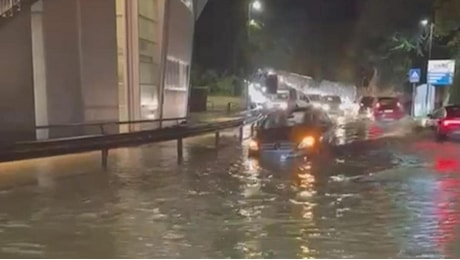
[189,110,244,123]
[189,95,247,123]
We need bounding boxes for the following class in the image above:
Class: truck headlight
[298,136,315,149]
[280,103,288,110]
[322,104,330,111]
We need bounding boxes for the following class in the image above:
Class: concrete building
[0,0,207,142]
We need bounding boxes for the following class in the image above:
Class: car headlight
[312,102,321,108]
[322,104,330,111]
[280,103,288,110]
[249,139,259,151]
[298,136,315,149]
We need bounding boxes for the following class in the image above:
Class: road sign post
[411,83,416,116]
[409,68,421,116]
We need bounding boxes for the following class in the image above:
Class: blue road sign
[409,68,421,83]
[428,72,454,86]
[428,60,456,86]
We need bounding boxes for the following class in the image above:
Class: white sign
[428,60,456,74]
[428,60,456,86]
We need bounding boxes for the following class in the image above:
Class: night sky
[193,0,434,84]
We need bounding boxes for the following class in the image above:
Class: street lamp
[420,19,434,67]
[248,0,262,29]
[420,19,429,27]
[246,0,263,110]
[421,19,435,112]
[251,0,262,12]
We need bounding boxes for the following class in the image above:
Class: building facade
[0,0,206,142]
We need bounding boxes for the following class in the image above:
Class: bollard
[101,148,109,169]
[177,138,183,164]
[215,131,220,147]
[239,126,244,142]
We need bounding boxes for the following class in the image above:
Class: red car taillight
[442,119,460,127]
[375,103,381,109]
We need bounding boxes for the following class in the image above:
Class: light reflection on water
[0,123,458,258]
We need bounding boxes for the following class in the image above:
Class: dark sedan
[248,107,334,160]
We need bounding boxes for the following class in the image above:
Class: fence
[0,111,264,168]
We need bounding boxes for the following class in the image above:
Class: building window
[138,0,160,120]
[165,57,189,91]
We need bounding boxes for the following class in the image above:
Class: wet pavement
[1,118,460,258]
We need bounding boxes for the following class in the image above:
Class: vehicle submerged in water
[248,107,334,160]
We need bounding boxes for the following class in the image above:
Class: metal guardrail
[0,111,265,167]
[35,117,187,136]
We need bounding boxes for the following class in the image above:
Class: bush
[191,68,243,96]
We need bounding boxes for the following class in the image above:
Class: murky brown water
[0,120,459,258]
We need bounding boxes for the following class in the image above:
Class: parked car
[428,105,460,141]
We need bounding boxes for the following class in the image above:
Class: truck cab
[268,89,310,111]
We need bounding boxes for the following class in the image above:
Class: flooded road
[1,119,460,258]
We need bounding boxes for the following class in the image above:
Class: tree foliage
[434,0,460,102]
[191,67,243,96]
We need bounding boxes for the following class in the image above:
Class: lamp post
[421,19,435,113]
[246,0,262,110]
[247,0,262,60]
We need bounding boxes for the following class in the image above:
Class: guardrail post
[239,126,244,142]
[227,102,232,113]
[215,131,220,147]
[177,138,183,164]
[101,148,109,169]
[99,125,105,135]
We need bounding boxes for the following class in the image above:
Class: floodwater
[0,119,460,258]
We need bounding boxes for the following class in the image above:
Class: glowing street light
[248,1,263,31]
[420,19,429,26]
[251,0,262,12]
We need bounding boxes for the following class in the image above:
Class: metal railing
[0,111,265,167]
[35,117,187,137]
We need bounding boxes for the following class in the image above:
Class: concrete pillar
[36,0,118,138]
[0,6,35,143]
[42,0,84,137]
[78,0,118,124]
[31,0,49,140]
